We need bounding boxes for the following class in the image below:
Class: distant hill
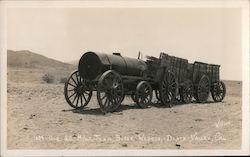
[7,50,75,69]
[7,50,77,83]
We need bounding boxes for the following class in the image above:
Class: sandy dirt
[7,68,242,149]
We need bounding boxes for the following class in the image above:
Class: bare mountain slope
[7,50,76,83]
[7,50,75,69]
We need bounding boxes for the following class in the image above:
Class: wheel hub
[75,84,84,95]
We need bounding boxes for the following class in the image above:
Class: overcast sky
[7,8,242,80]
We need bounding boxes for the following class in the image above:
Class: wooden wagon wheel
[180,80,193,104]
[159,71,176,107]
[135,81,153,108]
[194,75,210,103]
[97,70,124,113]
[64,70,92,109]
[211,81,226,102]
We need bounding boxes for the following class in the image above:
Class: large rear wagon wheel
[159,72,176,107]
[211,81,226,102]
[194,75,210,103]
[97,70,124,113]
[64,70,92,109]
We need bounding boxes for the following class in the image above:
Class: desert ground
[7,73,242,149]
[7,50,242,149]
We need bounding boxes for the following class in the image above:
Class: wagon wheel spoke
[76,96,80,107]
[64,70,92,109]
[71,73,78,85]
[100,93,107,101]
[72,94,78,104]
[82,93,87,102]
[68,82,77,88]
[103,98,108,107]
[68,92,76,99]
[80,95,83,106]
[75,72,80,84]
[67,88,75,92]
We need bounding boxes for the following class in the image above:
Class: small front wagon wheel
[64,70,92,109]
[135,81,153,108]
[211,81,226,102]
[97,70,124,113]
